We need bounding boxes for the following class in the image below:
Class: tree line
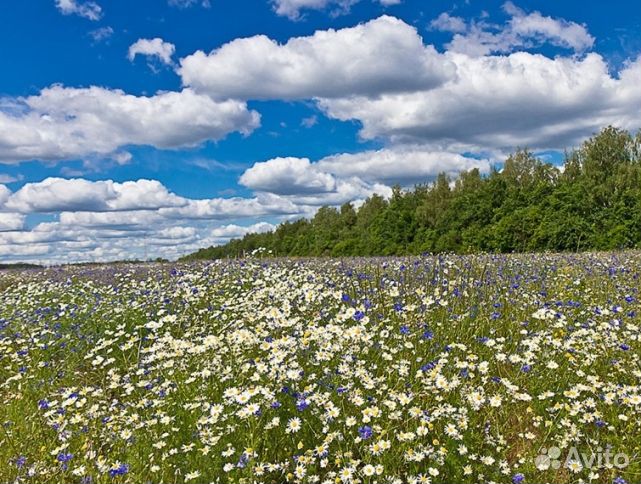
[182,126,641,260]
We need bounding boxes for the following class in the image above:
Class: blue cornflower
[620,343,630,351]
[400,325,410,335]
[108,463,129,478]
[613,478,627,484]
[422,330,434,340]
[353,310,365,321]
[421,361,436,372]
[358,425,373,440]
[394,302,403,312]
[15,456,26,468]
[57,452,73,463]
[341,294,351,303]
[512,473,525,484]
[521,364,532,373]
[237,453,249,469]
[296,399,309,411]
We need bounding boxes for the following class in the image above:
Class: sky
[0,0,640,264]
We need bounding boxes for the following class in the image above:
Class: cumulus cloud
[319,52,641,152]
[211,222,276,238]
[301,115,318,128]
[0,242,51,258]
[271,0,399,19]
[175,12,637,154]
[160,193,300,220]
[240,147,489,198]
[0,86,260,163]
[505,2,593,51]
[168,0,211,7]
[88,26,114,42]
[430,13,467,34]
[128,38,176,65]
[179,16,453,100]
[316,147,490,185]
[5,178,187,213]
[238,157,407,212]
[0,184,10,206]
[442,2,594,56]
[0,176,312,264]
[0,213,25,232]
[240,157,337,195]
[0,174,22,184]
[283,178,392,207]
[57,210,165,229]
[272,0,358,19]
[55,0,102,20]
[7,11,628,168]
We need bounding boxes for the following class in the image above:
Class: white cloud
[160,193,301,220]
[282,178,392,207]
[0,86,260,163]
[176,13,632,155]
[5,178,187,213]
[0,213,25,232]
[316,147,490,184]
[179,16,453,100]
[0,242,51,258]
[0,184,11,205]
[430,13,467,33]
[128,38,176,65]
[55,0,102,20]
[211,222,276,238]
[271,0,358,20]
[240,157,337,195]
[0,174,310,263]
[301,115,318,128]
[319,52,641,152]
[112,151,133,165]
[442,2,594,56]
[239,154,407,209]
[89,26,114,42]
[0,174,22,184]
[506,2,593,52]
[240,147,489,200]
[168,0,211,7]
[271,0,399,19]
[57,210,165,229]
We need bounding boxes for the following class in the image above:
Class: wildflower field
[1,253,640,484]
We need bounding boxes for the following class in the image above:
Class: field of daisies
[1,253,640,484]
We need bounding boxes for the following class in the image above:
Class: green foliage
[183,127,641,260]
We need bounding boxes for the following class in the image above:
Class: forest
[182,126,641,260]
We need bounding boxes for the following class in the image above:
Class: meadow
[1,253,640,484]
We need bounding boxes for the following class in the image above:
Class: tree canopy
[182,127,641,260]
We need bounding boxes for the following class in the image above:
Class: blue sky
[0,0,640,263]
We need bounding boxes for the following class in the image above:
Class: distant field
[1,254,640,483]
